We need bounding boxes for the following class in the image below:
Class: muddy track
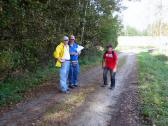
[110,53,140,126]
[68,52,139,126]
[0,52,139,126]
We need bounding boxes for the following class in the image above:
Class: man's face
[108,47,113,52]
[64,40,69,45]
[70,39,75,43]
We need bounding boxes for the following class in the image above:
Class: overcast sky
[121,0,168,31]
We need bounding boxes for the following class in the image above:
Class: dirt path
[0,52,139,126]
[68,52,139,126]
[0,62,103,126]
[110,53,140,126]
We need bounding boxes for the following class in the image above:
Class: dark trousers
[103,67,116,87]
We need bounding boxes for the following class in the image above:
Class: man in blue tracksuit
[69,35,80,88]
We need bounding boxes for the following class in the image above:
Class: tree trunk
[80,0,88,44]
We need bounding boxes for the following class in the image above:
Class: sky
[121,0,168,31]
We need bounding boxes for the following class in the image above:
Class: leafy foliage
[1,0,122,76]
[0,0,122,106]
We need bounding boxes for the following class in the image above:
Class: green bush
[0,50,14,73]
[0,50,22,73]
[0,63,58,107]
[155,54,168,62]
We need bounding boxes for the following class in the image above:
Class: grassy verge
[137,52,168,126]
[0,64,58,107]
[0,52,102,108]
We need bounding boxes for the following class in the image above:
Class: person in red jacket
[102,44,118,89]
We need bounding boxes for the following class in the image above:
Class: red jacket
[103,51,118,70]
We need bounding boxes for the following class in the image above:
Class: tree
[123,26,148,36]
[0,0,122,77]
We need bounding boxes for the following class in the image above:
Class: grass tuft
[38,87,95,125]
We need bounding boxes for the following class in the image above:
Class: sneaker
[109,86,115,90]
[69,85,75,89]
[65,90,70,94]
[73,85,78,87]
[60,90,70,94]
[101,84,106,87]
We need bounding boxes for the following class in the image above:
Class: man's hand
[78,51,81,55]
[113,66,117,72]
[57,58,65,63]
[71,52,78,56]
[102,60,105,69]
[74,52,78,56]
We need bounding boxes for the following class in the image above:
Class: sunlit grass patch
[138,52,168,126]
[38,87,96,125]
[44,103,72,122]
